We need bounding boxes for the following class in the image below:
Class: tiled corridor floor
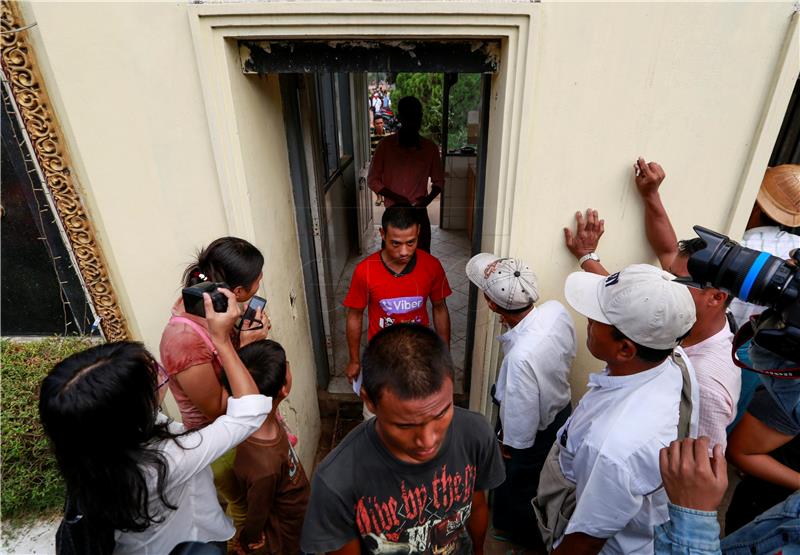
[327,198,472,395]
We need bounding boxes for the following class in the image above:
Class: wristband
[578,252,600,266]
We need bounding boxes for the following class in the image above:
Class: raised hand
[634,157,666,198]
[203,288,241,343]
[239,304,270,347]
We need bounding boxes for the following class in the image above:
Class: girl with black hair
[40,290,271,555]
[160,236,267,430]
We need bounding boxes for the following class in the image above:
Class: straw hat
[756,164,800,227]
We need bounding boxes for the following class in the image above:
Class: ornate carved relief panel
[1,1,128,340]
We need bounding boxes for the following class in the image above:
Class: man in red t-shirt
[344,205,452,383]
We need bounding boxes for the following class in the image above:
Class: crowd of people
[38,99,800,555]
[368,80,394,134]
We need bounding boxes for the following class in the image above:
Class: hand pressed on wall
[564,208,605,259]
[633,157,666,198]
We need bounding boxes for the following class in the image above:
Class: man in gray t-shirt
[300,324,505,554]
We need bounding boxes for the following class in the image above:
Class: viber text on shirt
[379,296,424,315]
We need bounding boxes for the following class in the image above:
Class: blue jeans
[654,492,800,554]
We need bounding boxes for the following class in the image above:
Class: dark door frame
[278,61,494,397]
[280,74,332,388]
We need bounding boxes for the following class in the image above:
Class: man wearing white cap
[565,158,741,453]
[466,254,576,548]
[537,264,699,555]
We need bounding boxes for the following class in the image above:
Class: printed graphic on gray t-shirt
[300,407,505,554]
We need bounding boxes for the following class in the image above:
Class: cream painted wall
[223,61,321,466]
[17,1,798,437]
[510,2,798,398]
[21,1,321,468]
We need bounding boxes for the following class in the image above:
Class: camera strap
[732,321,800,379]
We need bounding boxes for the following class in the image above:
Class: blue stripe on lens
[739,252,771,302]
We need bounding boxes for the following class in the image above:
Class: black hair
[182,237,264,290]
[237,339,288,398]
[381,205,420,232]
[39,342,186,533]
[502,303,534,314]
[677,238,706,257]
[676,240,732,306]
[485,292,534,315]
[610,326,690,363]
[489,297,534,315]
[373,114,384,122]
[397,96,423,149]
[362,324,454,403]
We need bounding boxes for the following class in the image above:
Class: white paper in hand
[352,371,363,395]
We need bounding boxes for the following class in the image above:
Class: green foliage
[446,74,481,151]
[392,73,444,144]
[391,73,482,151]
[1,337,96,522]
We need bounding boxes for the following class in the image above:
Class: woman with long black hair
[161,236,268,431]
[40,290,270,555]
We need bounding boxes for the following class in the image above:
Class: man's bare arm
[431,299,451,348]
[345,307,365,383]
[634,158,678,270]
[564,209,610,276]
[466,491,489,555]
[551,532,607,555]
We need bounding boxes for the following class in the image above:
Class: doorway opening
[244,39,496,418]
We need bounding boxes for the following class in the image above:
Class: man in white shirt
[551,263,699,555]
[466,253,576,548]
[564,158,741,451]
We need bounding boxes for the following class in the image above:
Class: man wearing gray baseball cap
[466,253,576,548]
[534,264,699,555]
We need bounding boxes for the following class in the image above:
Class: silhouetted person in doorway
[368,96,444,253]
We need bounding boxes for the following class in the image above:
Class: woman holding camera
[160,236,268,430]
[40,291,271,555]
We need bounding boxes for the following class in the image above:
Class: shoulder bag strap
[671,350,693,440]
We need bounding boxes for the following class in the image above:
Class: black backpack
[55,493,115,555]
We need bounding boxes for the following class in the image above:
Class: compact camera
[682,226,799,364]
[182,281,229,318]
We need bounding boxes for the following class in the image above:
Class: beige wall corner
[508,2,799,398]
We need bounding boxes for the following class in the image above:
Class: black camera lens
[686,226,798,308]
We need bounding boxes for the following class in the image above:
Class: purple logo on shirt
[379,296,424,315]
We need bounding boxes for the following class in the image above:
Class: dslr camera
[681,226,799,365]
[182,281,229,318]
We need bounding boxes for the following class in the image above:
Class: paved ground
[1,515,59,554]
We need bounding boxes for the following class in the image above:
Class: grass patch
[1,337,97,523]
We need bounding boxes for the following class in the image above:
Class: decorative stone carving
[1,1,129,341]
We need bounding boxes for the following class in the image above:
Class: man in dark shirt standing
[301,324,505,554]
